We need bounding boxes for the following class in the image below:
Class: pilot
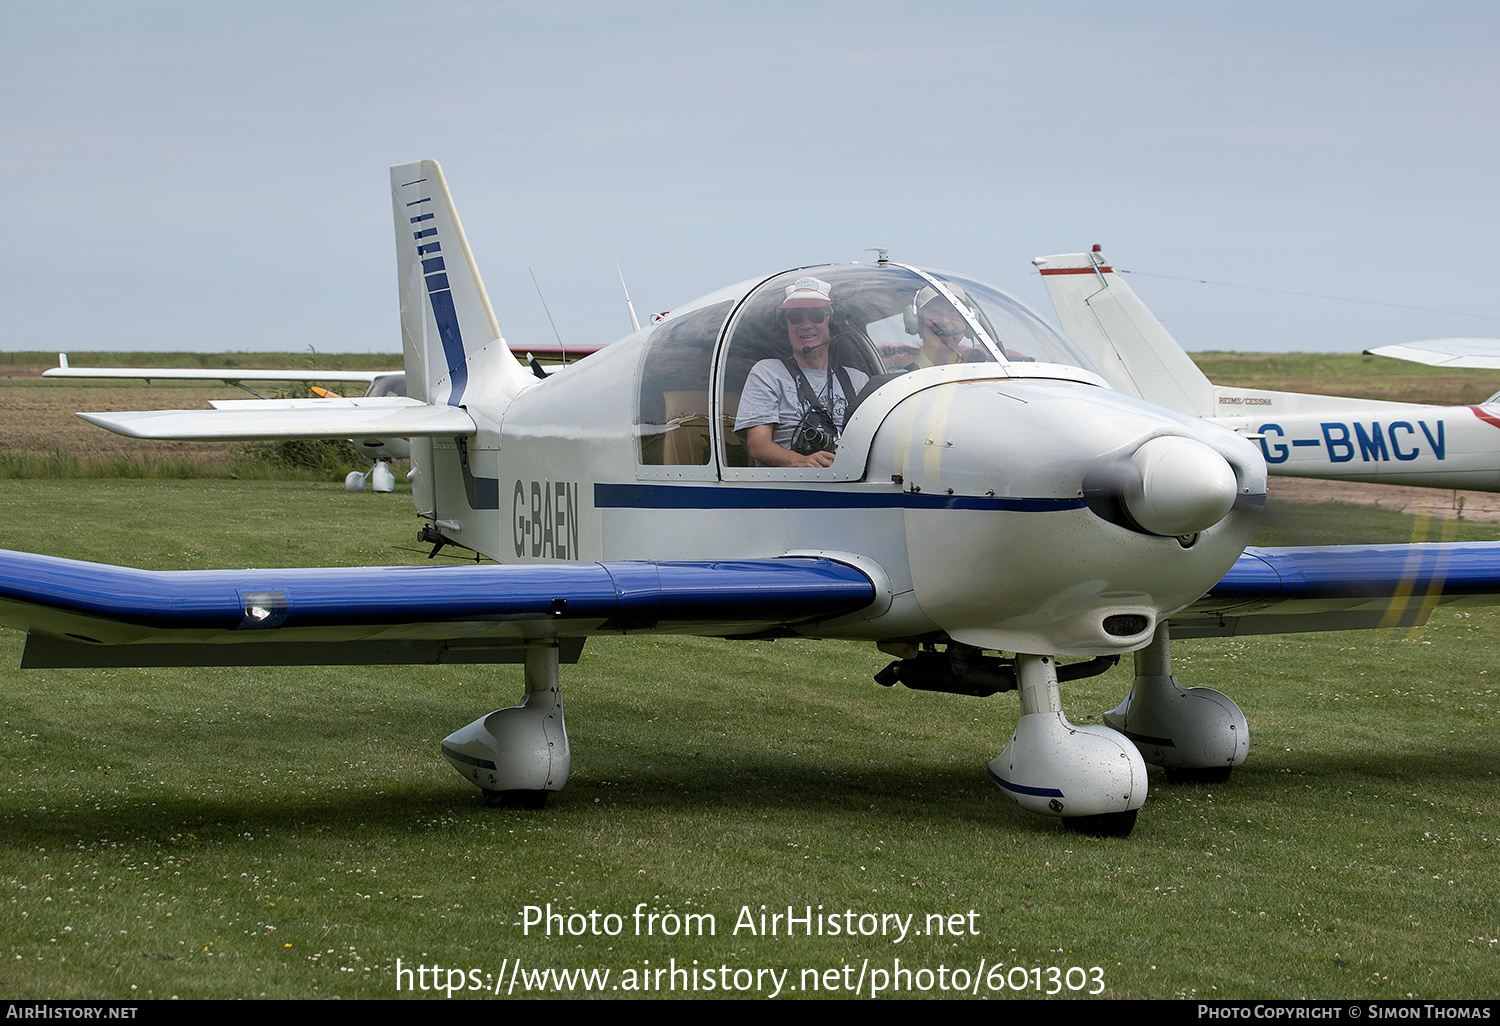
[905,285,984,369]
[735,276,869,468]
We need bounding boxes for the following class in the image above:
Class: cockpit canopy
[637,263,1097,467]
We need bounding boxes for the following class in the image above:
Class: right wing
[0,549,876,668]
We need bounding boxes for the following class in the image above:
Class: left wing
[1172,542,1500,637]
[0,549,877,668]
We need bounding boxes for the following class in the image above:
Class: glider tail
[1033,248,1215,418]
[391,160,532,406]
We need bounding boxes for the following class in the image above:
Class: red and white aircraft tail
[1033,247,1215,418]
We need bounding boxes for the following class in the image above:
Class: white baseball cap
[778,276,834,309]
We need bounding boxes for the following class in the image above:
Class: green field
[0,356,1497,1000]
[1190,350,1500,407]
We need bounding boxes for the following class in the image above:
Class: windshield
[925,269,1095,368]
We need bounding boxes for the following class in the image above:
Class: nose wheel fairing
[987,654,1148,834]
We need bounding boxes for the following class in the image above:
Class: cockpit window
[716,264,1091,468]
[718,269,893,468]
[637,300,734,465]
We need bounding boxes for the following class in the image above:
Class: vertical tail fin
[391,160,532,406]
[1033,248,1214,418]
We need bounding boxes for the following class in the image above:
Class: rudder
[391,160,531,406]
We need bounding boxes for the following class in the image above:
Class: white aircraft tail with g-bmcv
[3,162,1500,837]
[1035,247,1500,491]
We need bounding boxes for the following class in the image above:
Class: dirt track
[1270,477,1500,522]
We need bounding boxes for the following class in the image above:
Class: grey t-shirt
[734,359,869,450]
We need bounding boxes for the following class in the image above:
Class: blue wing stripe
[0,551,874,631]
[1210,543,1500,600]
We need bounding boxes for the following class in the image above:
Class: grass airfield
[0,359,1496,1000]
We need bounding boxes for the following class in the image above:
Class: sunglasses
[785,308,829,324]
[924,318,968,337]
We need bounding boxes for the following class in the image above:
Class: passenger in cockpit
[904,285,985,370]
[734,276,869,469]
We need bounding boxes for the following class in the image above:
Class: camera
[790,411,837,455]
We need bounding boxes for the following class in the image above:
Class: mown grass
[1191,351,1500,407]
[0,446,369,482]
[0,362,395,480]
[0,483,1495,1000]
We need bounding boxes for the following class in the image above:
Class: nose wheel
[1063,809,1139,837]
[483,788,551,809]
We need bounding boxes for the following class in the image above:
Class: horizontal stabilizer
[522,343,605,360]
[77,399,476,441]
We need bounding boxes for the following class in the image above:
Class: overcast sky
[4,1,1497,357]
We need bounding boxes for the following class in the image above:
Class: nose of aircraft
[1121,435,1239,537]
[865,376,1264,657]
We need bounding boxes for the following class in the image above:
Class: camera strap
[780,358,855,432]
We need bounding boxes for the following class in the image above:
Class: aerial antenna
[617,262,641,333]
[529,268,568,365]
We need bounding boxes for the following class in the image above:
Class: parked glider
[2,163,1498,837]
[1036,248,1500,491]
[43,354,389,390]
[1364,338,1500,371]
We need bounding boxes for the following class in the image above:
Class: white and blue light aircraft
[1036,247,1500,491]
[2,161,1498,837]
